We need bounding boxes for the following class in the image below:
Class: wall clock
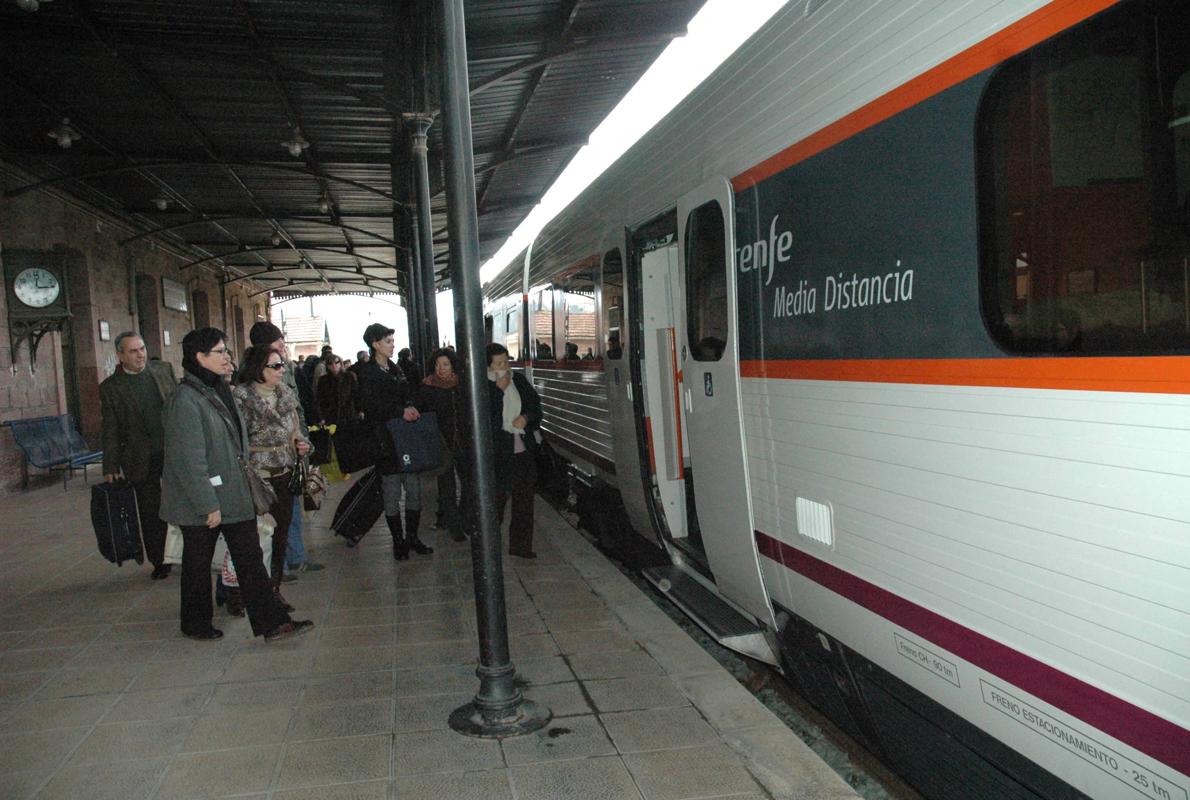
[4,249,71,372]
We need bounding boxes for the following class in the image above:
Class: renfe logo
[737,215,791,287]
[737,214,916,320]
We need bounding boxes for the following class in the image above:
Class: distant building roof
[281,316,329,346]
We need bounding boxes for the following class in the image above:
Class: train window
[685,200,728,361]
[557,268,599,361]
[504,307,520,360]
[602,249,624,359]
[978,0,1190,354]
[530,287,555,360]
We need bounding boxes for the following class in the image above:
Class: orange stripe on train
[732,0,1120,190]
[739,357,1190,395]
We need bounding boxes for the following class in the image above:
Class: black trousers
[495,451,536,555]
[437,449,470,532]
[134,458,166,568]
[180,518,288,637]
[266,474,294,582]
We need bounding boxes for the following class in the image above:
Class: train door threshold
[643,565,778,666]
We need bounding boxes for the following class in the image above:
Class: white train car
[482,1,1190,798]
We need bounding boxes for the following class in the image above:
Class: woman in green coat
[160,327,313,643]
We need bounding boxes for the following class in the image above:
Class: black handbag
[334,418,379,474]
[308,426,332,466]
[384,411,442,473]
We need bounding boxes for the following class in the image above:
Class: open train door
[674,177,774,627]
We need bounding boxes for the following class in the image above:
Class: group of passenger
[99,317,546,644]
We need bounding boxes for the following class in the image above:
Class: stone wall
[0,164,268,495]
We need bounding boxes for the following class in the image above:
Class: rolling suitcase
[91,480,146,566]
[385,412,441,473]
[331,468,384,546]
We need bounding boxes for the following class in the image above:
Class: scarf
[500,377,525,454]
[423,373,459,390]
[185,363,241,429]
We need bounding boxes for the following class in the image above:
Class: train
[481,1,1189,798]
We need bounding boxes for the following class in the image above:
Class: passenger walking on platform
[232,345,312,614]
[397,347,422,385]
[486,343,542,559]
[160,327,313,642]
[416,347,470,542]
[358,324,432,560]
[100,332,177,579]
[249,322,324,577]
[316,354,362,427]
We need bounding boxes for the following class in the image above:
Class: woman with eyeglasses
[160,328,313,642]
[231,345,312,613]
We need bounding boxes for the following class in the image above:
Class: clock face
[13,267,61,309]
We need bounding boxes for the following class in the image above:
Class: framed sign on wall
[161,277,188,313]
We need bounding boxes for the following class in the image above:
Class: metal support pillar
[404,209,426,361]
[440,0,550,738]
[406,113,441,355]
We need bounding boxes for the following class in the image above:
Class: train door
[676,177,772,623]
[602,241,663,553]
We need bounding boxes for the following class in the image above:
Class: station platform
[0,475,860,800]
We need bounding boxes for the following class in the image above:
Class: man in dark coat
[100,332,177,579]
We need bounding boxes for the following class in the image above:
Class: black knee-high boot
[406,509,433,555]
[386,514,409,561]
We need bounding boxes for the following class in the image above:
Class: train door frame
[626,211,716,578]
[600,230,666,557]
[676,176,773,624]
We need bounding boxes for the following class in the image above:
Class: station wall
[0,162,269,495]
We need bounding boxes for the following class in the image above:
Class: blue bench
[3,414,104,490]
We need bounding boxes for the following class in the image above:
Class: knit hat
[363,322,394,347]
[249,321,283,346]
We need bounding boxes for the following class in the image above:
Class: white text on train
[737,215,791,287]
[772,263,914,318]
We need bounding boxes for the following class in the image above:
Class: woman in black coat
[315,354,362,427]
[485,342,543,559]
[415,347,470,542]
[356,323,432,560]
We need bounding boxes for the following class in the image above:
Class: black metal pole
[404,210,426,362]
[440,0,549,738]
[407,113,442,355]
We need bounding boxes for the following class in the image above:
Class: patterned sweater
[232,382,308,476]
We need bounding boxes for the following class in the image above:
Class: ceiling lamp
[151,193,171,211]
[317,193,331,214]
[47,117,81,148]
[270,232,281,247]
[17,0,51,11]
[281,127,309,158]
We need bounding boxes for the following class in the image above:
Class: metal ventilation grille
[795,497,834,547]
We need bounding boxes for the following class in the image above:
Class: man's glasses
[207,347,229,355]
[264,362,286,371]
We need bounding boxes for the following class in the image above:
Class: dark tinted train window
[602,249,624,359]
[979,0,1190,354]
[685,201,728,361]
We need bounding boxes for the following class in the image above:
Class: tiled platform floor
[0,475,859,800]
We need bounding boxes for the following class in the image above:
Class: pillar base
[448,698,551,739]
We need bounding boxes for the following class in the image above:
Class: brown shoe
[225,587,246,617]
[265,620,315,642]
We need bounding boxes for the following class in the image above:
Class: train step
[642,565,778,666]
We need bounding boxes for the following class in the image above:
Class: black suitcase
[334,418,378,474]
[385,412,441,473]
[90,481,146,566]
[331,469,384,546]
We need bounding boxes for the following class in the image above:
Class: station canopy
[0,0,702,300]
